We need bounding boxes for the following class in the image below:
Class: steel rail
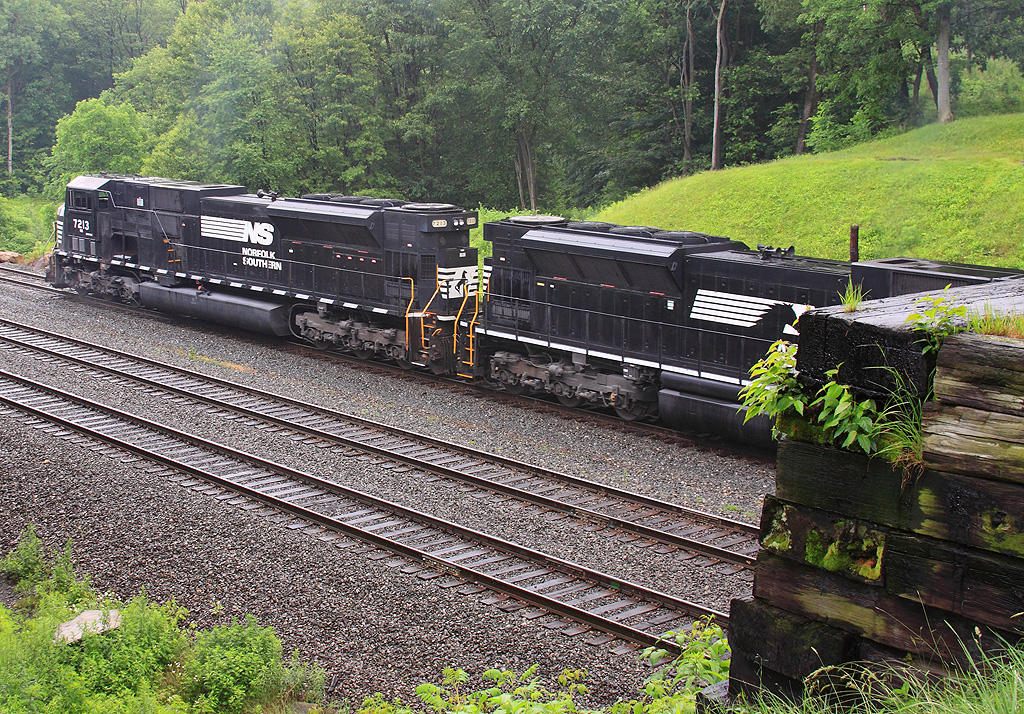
[0,317,759,567]
[0,368,729,648]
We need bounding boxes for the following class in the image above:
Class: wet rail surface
[0,316,759,573]
[0,368,731,651]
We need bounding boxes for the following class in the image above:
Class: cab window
[70,190,93,210]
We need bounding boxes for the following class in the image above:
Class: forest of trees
[2,0,1022,210]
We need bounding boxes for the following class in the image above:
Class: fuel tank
[138,283,291,336]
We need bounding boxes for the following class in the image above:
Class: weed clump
[0,526,324,713]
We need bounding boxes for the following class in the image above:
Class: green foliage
[627,617,729,712]
[178,615,288,713]
[839,278,866,312]
[416,664,589,714]
[956,58,1024,118]
[0,529,323,713]
[906,286,968,357]
[0,195,57,256]
[33,539,92,607]
[44,98,148,196]
[871,366,924,479]
[810,368,878,454]
[738,340,806,432]
[74,596,188,697]
[0,524,49,592]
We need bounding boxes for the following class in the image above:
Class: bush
[0,524,50,592]
[178,615,287,713]
[956,58,1024,118]
[75,595,188,697]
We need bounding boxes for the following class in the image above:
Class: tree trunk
[513,151,526,210]
[711,0,727,171]
[514,131,536,211]
[795,53,818,155]
[922,46,939,109]
[912,60,923,104]
[6,75,12,177]
[682,4,694,172]
[936,5,954,124]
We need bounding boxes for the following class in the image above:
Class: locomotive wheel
[353,347,375,360]
[557,395,584,408]
[613,401,655,422]
[614,405,643,421]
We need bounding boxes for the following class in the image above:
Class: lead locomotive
[49,174,1022,442]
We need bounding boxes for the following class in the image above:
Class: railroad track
[0,368,728,650]
[0,268,774,455]
[0,316,759,573]
[0,265,64,294]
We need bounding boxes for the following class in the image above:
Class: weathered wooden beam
[923,403,1024,483]
[727,649,803,701]
[934,333,1024,415]
[885,532,1024,634]
[759,496,886,585]
[796,280,1024,397]
[753,552,1016,663]
[728,597,859,681]
[776,438,904,526]
[777,438,1024,559]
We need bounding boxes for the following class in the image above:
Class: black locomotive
[49,174,1023,443]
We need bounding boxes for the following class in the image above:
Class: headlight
[431,219,448,228]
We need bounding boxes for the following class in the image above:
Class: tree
[273,6,389,194]
[935,2,953,122]
[0,0,60,177]
[45,98,148,193]
[442,0,597,210]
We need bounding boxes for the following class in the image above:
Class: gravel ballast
[0,279,774,703]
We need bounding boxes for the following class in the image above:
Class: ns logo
[244,221,275,246]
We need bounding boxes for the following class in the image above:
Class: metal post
[849,225,860,263]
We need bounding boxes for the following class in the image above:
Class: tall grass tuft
[967,305,1024,339]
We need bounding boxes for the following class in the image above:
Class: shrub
[178,615,287,714]
[75,595,188,697]
[956,58,1024,117]
[0,524,50,592]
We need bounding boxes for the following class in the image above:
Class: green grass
[0,194,59,259]
[596,114,1024,267]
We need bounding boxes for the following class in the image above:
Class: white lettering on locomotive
[240,245,283,271]
[201,215,276,246]
[243,221,275,245]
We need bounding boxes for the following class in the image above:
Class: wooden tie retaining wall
[726,282,1024,699]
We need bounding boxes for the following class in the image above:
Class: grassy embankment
[0,195,58,260]
[595,113,1024,267]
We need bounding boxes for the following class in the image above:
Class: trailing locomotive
[48,174,1024,443]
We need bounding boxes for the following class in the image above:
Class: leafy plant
[906,286,967,357]
[839,278,867,312]
[641,618,729,696]
[0,524,50,592]
[416,664,587,714]
[738,340,806,431]
[179,615,288,714]
[859,357,925,481]
[811,367,878,454]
